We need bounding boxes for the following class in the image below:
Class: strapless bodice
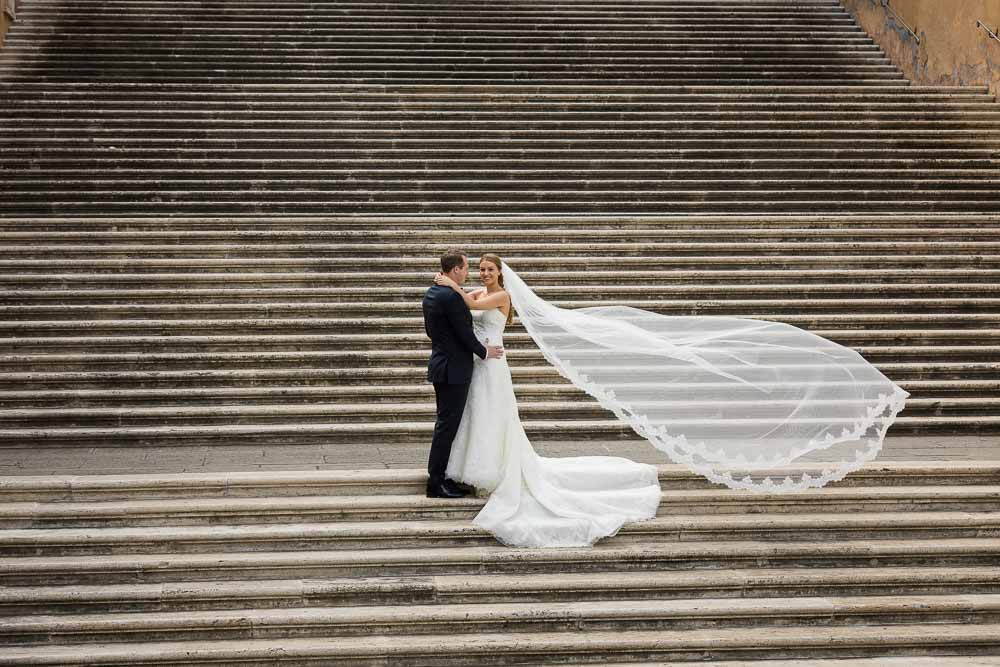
[472,308,506,346]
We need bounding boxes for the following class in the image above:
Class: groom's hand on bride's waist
[486,344,504,359]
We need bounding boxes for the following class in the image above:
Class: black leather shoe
[448,479,474,494]
[426,478,468,499]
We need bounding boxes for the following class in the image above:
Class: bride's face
[479,260,500,287]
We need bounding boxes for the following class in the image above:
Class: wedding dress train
[447,308,663,548]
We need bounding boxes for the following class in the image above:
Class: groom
[422,249,504,498]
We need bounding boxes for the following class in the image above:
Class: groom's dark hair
[440,249,468,273]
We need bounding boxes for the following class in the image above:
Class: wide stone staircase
[2,464,1000,664]
[1,0,1000,663]
[2,0,1000,215]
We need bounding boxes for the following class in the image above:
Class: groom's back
[422,285,473,384]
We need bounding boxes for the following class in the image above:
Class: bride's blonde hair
[481,253,514,326]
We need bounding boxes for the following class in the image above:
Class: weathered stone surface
[1,0,999,662]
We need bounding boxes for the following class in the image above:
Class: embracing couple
[421,249,663,548]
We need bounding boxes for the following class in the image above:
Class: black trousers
[428,381,471,481]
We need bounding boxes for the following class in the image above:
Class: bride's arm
[435,274,509,311]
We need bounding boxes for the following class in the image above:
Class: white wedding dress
[447,307,664,548]
[443,262,908,547]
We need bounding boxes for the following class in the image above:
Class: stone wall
[1,0,17,47]
[1,7,9,48]
[841,0,1000,98]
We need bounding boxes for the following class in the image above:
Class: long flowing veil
[501,262,909,493]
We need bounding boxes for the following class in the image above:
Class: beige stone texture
[842,0,1000,97]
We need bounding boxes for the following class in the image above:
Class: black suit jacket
[423,284,488,384]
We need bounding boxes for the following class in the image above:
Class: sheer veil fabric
[501,262,909,493]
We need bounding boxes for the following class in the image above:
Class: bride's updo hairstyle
[481,253,514,326]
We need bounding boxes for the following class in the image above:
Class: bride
[434,254,908,548]
[434,254,663,548]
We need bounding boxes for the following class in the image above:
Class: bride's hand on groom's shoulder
[434,272,458,290]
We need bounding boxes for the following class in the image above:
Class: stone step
[0,415,994,446]
[15,12,850,26]
[15,5,849,14]
[7,171,1000,184]
[4,285,997,307]
[1,299,996,321]
[0,379,994,410]
[0,68,902,77]
[0,213,995,231]
[5,196,997,214]
[0,61,896,71]
[6,160,997,175]
[0,84,980,95]
[8,14,865,24]
[6,180,1000,196]
[0,82,981,93]
[38,115,1000,127]
[3,202,998,216]
[7,101,995,114]
[0,54,894,65]
[7,132,996,145]
[2,254,996,273]
[2,229,998,246]
[9,137,993,150]
[0,48,899,60]
[3,318,998,340]
[0,397,991,430]
[0,77,911,87]
[14,8,853,17]
[8,143,996,155]
[7,271,998,289]
[12,9,860,19]
[0,393,989,429]
[0,624,997,665]
[10,512,1000,557]
[1,345,998,370]
[3,538,999,586]
[0,361,989,389]
[6,594,1000,646]
[4,485,1000,529]
[3,464,994,502]
[8,21,867,31]
[2,27,880,37]
[2,240,995,258]
[0,50,892,62]
[0,259,993,277]
[4,328,999,348]
[3,319,997,343]
[6,17,872,25]
[6,225,1000,241]
[5,103,990,118]
[4,566,1000,615]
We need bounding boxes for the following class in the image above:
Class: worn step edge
[2,512,999,550]
[1,623,999,665]
[3,566,1000,611]
[5,594,1000,643]
[0,462,995,499]
[2,485,999,523]
[2,539,999,579]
